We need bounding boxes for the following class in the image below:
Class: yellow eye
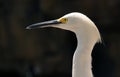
[58,18,68,23]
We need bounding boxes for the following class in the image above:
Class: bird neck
[72,33,96,77]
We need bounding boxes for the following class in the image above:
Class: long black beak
[26,20,61,29]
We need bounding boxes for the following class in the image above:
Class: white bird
[26,12,101,77]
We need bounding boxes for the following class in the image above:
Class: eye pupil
[64,18,67,21]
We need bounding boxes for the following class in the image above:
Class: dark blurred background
[0,0,120,77]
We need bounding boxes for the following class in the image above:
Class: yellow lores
[57,18,68,23]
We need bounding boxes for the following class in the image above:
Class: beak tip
[26,26,31,30]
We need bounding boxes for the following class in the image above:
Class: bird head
[26,12,101,43]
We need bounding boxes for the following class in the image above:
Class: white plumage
[26,12,101,77]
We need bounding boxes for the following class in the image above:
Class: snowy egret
[26,12,101,77]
